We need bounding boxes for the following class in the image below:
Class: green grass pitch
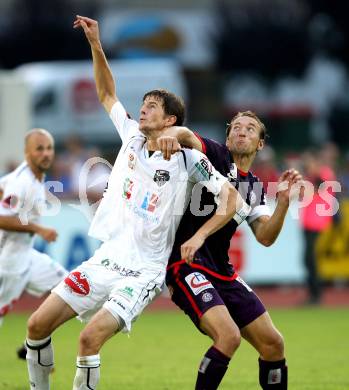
[0,307,348,389]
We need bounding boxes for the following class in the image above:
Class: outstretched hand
[73,15,100,46]
[277,169,304,204]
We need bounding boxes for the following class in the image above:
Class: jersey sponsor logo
[126,202,160,223]
[195,157,213,180]
[122,178,134,200]
[101,259,141,277]
[141,191,159,212]
[153,169,170,187]
[64,271,91,296]
[2,195,19,209]
[185,272,213,295]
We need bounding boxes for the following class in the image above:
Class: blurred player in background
[24,16,250,390]
[161,115,303,389]
[300,149,336,304]
[0,129,67,355]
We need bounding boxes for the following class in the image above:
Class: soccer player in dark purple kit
[163,111,303,389]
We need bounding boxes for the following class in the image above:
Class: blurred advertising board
[15,59,186,142]
[99,8,215,68]
[36,202,306,285]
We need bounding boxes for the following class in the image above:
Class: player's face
[26,134,55,173]
[139,96,173,134]
[226,116,264,156]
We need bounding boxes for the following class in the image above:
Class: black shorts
[166,261,266,331]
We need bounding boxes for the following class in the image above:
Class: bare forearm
[257,201,289,246]
[195,213,233,242]
[195,186,238,239]
[0,215,39,233]
[90,41,117,109]
[164,127,203,151]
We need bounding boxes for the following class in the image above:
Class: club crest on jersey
[202,292,213,302]
[153,169,170,187]
[64,271,91,296]
[128,152,136,170]
[227,163,238,181]
[185,272,213,295]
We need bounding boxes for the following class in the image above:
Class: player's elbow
[258,236,274,247]
[225,185,239,215]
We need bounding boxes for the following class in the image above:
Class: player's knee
[79,328,101,354]
[261,331,285,360]
[224,329,241,350]
[215,326,241,355]
[272,332,285,355]
[27,312,49,339]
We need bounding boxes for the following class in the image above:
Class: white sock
[73,354,101,390]
[26,336,54,390]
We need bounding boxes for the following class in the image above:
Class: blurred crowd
[1,135,347,204]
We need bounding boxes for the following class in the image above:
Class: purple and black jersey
[167,135,270,279]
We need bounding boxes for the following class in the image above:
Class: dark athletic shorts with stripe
[166,261,266,331]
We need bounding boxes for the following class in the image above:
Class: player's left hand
[277,169,304,204]
[157,136,181,161]
[181,234,205,264]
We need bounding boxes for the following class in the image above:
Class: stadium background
[0,1,348,389]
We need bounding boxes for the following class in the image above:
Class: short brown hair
[226,111,267,140]
[143,89,185,126]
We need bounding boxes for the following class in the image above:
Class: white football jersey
[88,101,228,271]
[0,162,46,273]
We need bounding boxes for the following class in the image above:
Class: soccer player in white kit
[0,129,67,344]
[24,16,250,390]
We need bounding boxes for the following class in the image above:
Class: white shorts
[0,249,67,317]
[53,260,165,332]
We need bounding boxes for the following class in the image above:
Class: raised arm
[250,169,303,246]
[74,15,117,113]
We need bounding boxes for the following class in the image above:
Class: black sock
[195,346,230,390]
[259,358,288,389]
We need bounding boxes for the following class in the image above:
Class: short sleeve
[185,149,228,200]
[0,179,25,216]
[246,183,271,224]
[109,101,142,143]
[194,134,230,163]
